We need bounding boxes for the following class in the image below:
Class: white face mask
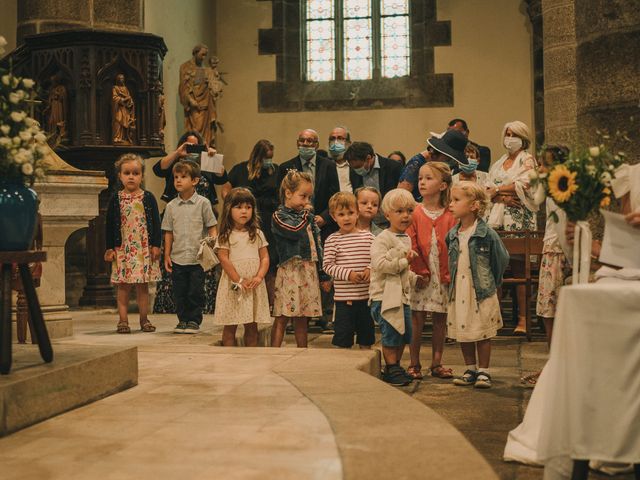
[504,136,523,154]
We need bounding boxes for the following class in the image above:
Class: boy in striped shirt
[323,192,376,349]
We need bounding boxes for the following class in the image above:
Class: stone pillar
[574,0,640,161]
[17,0,143,43]
[541,0,578,147]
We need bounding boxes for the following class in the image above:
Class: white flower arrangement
[0,35,48,186]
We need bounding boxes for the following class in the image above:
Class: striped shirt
[323,230,375,301]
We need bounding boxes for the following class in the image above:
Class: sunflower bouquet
[531,144,624,222]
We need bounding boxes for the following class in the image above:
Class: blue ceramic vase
[0,179,38,251]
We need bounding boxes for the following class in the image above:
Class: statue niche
[111,73,136,145]
[43,73,69,146]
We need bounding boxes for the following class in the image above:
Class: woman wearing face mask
[227,139,280,304]
[485,121,538,335]
[152,130,230,314]
[453,144,489,186]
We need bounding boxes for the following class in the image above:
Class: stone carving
[179,44,222,146]
[157,87,166,140]
[43,74,68,145]
[111,73,136,145]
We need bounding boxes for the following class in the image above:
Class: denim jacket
[446,219,509,302]
[271,205,329,281]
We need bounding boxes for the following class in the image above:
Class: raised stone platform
[0,344,137,436]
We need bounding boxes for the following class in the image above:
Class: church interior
[0,0,639,479]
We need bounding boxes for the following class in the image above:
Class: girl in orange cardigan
[407,162,457,379]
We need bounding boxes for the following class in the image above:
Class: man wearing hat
[398,129,468,200]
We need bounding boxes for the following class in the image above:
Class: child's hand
[320,280,332,293]
[151,246,161,262]
[406,249,418,261]
[104,249,116,262]
[348,271,360,283]
[164,255,172,273]
[360,268,371,283]
[246,276,263,289]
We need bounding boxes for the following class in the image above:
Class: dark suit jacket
[277,154,340,227]
[351,154,403,199]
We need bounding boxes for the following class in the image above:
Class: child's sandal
[117,322,131,334]
[140,321,156,333]
[430,364,454,379]
[407,364,423,380]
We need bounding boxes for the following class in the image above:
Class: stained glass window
[304,0,410,82]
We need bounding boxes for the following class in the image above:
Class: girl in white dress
[213,188,271,346]
[407,162,457,380]
[447,182,509,389]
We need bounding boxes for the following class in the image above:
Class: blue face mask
[263,158,274,168]
[459,158,479,175]
[298,146,316,161]
[354,166,369,176]
[329,141,346,156]
[186,153,201,164]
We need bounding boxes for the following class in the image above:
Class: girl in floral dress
[407,162,458,380]
[213,188,271,346]
[105,154,162,333]
[271,170,330,348]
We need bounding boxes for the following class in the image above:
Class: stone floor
[1,311,633,479]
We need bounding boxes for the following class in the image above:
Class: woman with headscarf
[485,121,538,335]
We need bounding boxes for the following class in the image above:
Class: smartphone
[185,144,206,154]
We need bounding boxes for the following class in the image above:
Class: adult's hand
[502,195,522,208]
[315,215,325,227]
[625,211,640,228]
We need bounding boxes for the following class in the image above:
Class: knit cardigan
[105,190,162,250]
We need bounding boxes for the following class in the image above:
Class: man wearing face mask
[398,129,469,201]
[447,118,492,173]
[327,125,357,193]
[277,128,340,236]
[345,141,402,228]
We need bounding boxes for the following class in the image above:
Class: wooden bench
[0,250,53,374]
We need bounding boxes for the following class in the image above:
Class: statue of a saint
[111,73,136,145]
[179,44,220,146]
[43,74,68,145]
[158,87,166,141]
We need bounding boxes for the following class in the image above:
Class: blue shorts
[370,301,412,347]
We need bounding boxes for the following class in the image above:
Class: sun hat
[427,129,468,165]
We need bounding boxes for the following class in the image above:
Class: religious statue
[179,44,223,146]
[111,73,136,145]
[43,74,68,145]
[158,87,166,141]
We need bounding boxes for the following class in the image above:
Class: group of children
[104,152,536,389]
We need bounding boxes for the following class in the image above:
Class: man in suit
[277,128,340,236]
[447,118,492,172]
[327,125,355,193]
[344,141,402,228]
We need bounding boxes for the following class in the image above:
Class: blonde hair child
[271,170,330,347]
[104,153,161,334]
[446,181,509,388]
[406,162,457,379]
[213,188,271,346]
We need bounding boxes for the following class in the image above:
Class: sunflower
[548,165,578,203]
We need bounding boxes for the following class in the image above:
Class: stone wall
[17,0,144,42]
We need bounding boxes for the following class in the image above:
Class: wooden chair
[498,230,544,341]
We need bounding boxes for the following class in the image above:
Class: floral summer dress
[447,221,502,342]
[272,224,322,318]
[212,230,271,325]
[489,160,536,232]
[111,190,161,284]
[410,207,448,313]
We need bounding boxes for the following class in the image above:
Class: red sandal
[407,364,423,380]
[430,365,454,379]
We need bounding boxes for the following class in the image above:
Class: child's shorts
[332,300,375,348]
[370,301,412,347]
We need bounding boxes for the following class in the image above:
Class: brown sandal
[520,371,540,387]
[430,365,454,379]
[140,321,156,333]
[407,365,423,380]
[117,322,131,334]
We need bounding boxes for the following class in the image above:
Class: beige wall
[0,0,17,51]
[215,0,534,169]
[143,0,216,199]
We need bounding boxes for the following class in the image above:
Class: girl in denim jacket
[271,170,330,347]
[446,181,509,388]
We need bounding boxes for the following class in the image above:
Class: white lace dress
[213,229,271,325]
[446,221,502,342]
[409,207,448,313]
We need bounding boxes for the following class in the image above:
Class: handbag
[197,236,219,272]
